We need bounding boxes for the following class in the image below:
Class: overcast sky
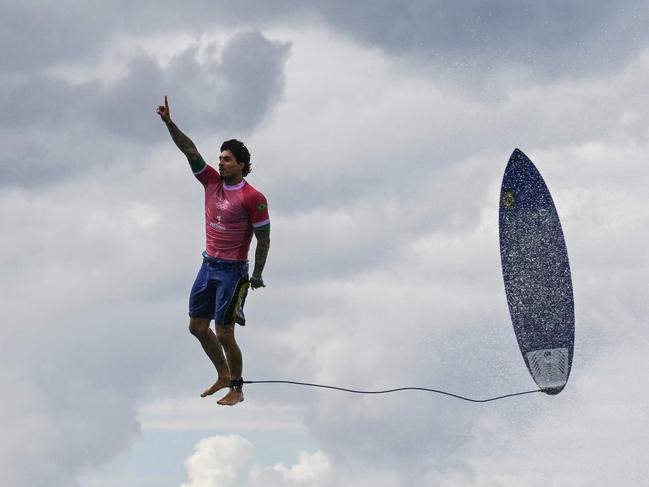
[2,2,648,486]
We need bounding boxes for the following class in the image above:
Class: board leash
[234,379,542,403]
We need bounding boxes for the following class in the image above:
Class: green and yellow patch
[502,190,516,209]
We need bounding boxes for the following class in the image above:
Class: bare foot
[217,388,244,406]
[200,377,231,397]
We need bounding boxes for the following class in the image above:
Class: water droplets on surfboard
[499,149,575,395]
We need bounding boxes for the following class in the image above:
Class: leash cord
[241,379,542,403]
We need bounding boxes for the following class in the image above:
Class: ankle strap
[230,378,244,391]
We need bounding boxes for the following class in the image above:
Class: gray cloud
[94,30,290,140]
[314,0,649,78]
[0,1,298,74]
[0,30,290,187]
[0,1,124,73]
[4,1,647,83]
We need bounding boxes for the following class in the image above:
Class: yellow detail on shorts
[229,280,250,325]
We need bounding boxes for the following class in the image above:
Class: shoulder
[241,181,270,225]
[242,181,267,202]
[195,164,222,187]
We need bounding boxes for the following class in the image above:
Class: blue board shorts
[189,252,250,325]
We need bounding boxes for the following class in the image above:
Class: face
[218,150,244,181]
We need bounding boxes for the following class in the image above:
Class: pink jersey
[194,164,270,262]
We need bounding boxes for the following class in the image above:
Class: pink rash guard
[194,163,270,262]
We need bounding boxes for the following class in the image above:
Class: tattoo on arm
[164,119,205,172]
[252,227,271,278]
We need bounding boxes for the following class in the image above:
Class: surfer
[156,96,271,406]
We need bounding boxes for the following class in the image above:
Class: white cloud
[248,451,331,487]
[180,436,331,487]
[181,435,254,487]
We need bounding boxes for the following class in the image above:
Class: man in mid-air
[156,96,270,406]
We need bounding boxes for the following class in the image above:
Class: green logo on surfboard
[502,190,516,209]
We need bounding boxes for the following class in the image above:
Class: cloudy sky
[2,2,648,486]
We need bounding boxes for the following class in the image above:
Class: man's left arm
[250,226,270,289]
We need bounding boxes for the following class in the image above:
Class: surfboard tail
[525,348,570,394]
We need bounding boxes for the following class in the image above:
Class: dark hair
[220,139,251,176]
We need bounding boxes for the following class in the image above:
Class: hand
[249,275,265,290]
[155,95,171,122]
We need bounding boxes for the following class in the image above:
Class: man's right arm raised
[156,96,206,173]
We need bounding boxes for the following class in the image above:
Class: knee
[215,326,234,345]
[189,319,210,338]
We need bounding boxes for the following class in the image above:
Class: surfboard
[499,149,574,395]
